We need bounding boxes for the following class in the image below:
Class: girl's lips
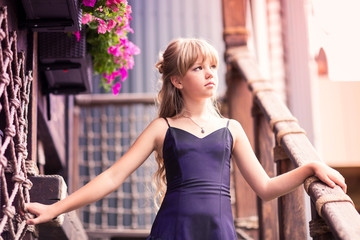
[205,82,215,86]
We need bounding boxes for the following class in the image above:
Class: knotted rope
[304,176,354,217]
[276,127,307,146]
[315,194,354,218]
[0,6,35,238]
[269,116,298,131]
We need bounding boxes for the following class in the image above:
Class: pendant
[201,128,205,134]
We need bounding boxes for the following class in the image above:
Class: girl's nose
[205,67,214,79]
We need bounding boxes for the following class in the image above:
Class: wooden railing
[226,46,360,239]
[73,93,157,239]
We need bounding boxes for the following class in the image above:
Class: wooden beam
[275,146,307,239]
[253,108,279,240]
[75,93,156,106]
[29,175,88,240]
[28,32,38,174]
[86,229,149,239]
[222,0,248,47]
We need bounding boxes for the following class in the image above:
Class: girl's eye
[211,65,217,69]
[194,66,202,71]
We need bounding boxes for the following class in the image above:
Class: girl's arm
[26,118,167,225]
[229,119,346,201]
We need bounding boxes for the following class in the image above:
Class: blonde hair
[153,38,221,208]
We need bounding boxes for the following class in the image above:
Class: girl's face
[177,57,218,101]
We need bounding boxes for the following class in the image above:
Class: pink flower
[82,13,93,24]
[106,0,121,11]
[103,67,127,84]
[123,23,134,34]
[120,16,130,27]
[107,20,117,31]
[112,82,121,95]
[116,39,139,69]
[120,39,140,55]
[107,0,126,6]
[108,44,122,57]
[104,71,118,82]
[73,31,81,41]
[83,0,97,7]
[126,4,132,15]
[124,5,132,21]
[119,67,128,81]
[126,56,134,69]
[106,0,113,7]
[115,27,125,37]
[103,73,114,82]
[97,20,107,34]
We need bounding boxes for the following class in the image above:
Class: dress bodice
[147,119,237,240]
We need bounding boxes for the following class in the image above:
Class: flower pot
[21,0,81,32]
[39,30,93,94]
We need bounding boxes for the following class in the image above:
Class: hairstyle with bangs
[156,38,220,117]
[153,38,221,207]
[176,39,219,78]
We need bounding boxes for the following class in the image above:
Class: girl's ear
[170,76,183,89]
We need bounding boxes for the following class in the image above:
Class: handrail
[75,93,156,106]
[226,46,360,239]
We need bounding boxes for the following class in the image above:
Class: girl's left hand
[311,161,347,193]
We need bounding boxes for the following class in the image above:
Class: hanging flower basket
[23,0,140,95]
[78,0,140,94]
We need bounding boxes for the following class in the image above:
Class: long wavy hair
[153,38,220,208]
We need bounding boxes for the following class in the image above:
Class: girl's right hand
[25,202,57,225]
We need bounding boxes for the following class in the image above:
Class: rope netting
[78,103,157,230]
[0,6,35,239]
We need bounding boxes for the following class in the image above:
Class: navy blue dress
[146,118,237,240]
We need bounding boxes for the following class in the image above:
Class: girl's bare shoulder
[146,117,170,150]
[147,117,169,133]
[227,118,242,129]
[227,118,245,139]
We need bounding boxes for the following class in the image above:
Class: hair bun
[155,60,164,74]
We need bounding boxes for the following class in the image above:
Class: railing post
[274,145,307,239]
[222,0,260,238]
[226,68,259,239]
[252,103,279,240]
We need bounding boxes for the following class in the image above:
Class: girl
[26,38,346,240]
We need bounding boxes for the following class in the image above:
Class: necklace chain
[186,116,205,134]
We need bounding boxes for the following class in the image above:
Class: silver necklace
[186,117,205,134]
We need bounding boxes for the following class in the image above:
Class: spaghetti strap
[226,119,230,128]
[163,117,171,127]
